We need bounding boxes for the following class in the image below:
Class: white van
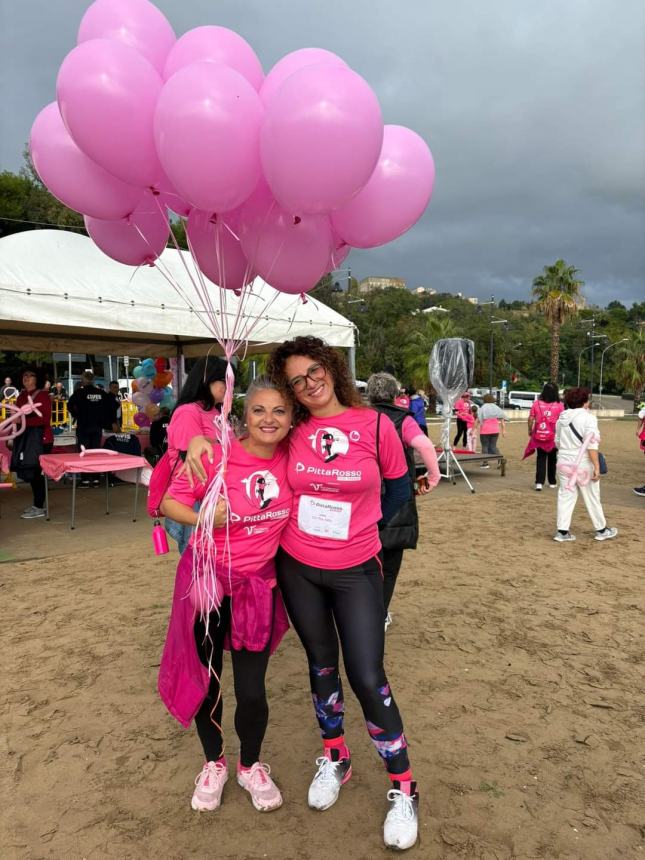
[508,390,540,410]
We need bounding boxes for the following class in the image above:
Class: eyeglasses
[288,363,326,393]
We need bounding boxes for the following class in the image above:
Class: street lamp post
[598,339,628,409]
[577,345,592,387]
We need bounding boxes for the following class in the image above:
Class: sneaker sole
[594,533,618,541]
[308,765,352,811]
[236,775,283,812]
[191,774,228,811]
[21,513,45,519]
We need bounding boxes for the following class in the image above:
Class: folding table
[39,450,147,529]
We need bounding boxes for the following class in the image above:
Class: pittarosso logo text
[296,463,361,480]
[242,507,290,524]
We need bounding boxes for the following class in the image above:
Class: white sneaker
[21,506,45,519]
[553,532,576,542]
[548,484,557,489]
[307,752,352,810]
[594,527,618,542]
[384,612,393,632]
[191,759,228,811]
[535,483,543,491]
[384,783,419,850]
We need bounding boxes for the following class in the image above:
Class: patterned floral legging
[276,549,410,775]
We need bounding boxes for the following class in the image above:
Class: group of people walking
[157,338,435,850]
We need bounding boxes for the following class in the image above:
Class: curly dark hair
[266,336,363,425]
[564,387,591,409]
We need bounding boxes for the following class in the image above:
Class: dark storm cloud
[1,0,643,306]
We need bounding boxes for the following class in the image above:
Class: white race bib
[297,495,352,541]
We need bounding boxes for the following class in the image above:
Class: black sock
[558,530,568,535]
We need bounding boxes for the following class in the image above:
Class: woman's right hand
[182,435,214,486]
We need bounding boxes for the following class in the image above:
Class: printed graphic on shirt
[240,469,280,510]
[308,427,349,463]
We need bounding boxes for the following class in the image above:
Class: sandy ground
[1,419,643,859]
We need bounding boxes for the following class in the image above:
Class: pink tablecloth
[40,452,147,482]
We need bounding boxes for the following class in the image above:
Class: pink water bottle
[152,519,169,555]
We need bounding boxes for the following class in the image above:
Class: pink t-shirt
[281,407,407,569]
[402,416,441,488]
[167,436,292,575]
[530,400,564,438]
[455,398,475,425]
[167,403,219,464]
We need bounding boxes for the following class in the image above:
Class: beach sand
[1,419,643,859]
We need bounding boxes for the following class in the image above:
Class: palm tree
[614,330,645,411]
[531,260,584,382]
[400,313,455,388]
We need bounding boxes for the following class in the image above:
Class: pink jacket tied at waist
[158,546,289,729]
[556,429,599,492]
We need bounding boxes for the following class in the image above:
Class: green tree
[531,259,584,383]
[615,331,645,410]
[400,313,455,388]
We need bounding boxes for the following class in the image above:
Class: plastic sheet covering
[429,338,475,449]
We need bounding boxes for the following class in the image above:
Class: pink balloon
[29,102,143,220]
[133,412,150,428]
[155,174,192,217]
[57,38,163,188]
[239,184,332,294]
[260,48,347,107]
[85,200,170,266]
[187,209,254,291]
[163,25,264,89]
[154,62,264,212]
[331,125,435,248]
[261,64,383,215]
[329,237,351,269]
[78,0,176,75]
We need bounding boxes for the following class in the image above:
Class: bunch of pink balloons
[30,0,435,296]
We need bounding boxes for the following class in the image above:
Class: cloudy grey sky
[1,0,644,305]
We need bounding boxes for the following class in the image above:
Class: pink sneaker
[191,759,228,812]
[237,762,283,812]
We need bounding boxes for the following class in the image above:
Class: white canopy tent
[0,231,357,368]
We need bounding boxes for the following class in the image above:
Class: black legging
[193,596,272,767]
[453,418,468,447]
[535,447,558,485]
[382,548,404,614]
[31,442,53,508]
[276,549,410,776]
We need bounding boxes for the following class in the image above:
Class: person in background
[104,381,121,432]
[466,402,478,452]
[165,356,231,554]
[528,382,564,491]
[146,406,171,465]
[553,387,617,542]
[50,381,67,400]
[408,388,428,436]
[394,386,410,409]
[15,367,53,519]
[452,391,472,447]
[476,394,507,468]
[633,402,645,497]
[67,370,110,486]
[366,373,440,628]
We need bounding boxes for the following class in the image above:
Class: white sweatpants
[556,461,606,532]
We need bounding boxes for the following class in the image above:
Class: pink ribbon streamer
[0,395,42,442]
[556,428,599,491]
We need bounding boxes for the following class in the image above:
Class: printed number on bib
[297,494,351,541]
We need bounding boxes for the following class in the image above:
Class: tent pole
[348,346,356,382]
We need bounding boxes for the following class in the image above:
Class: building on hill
[412,286,437,296]
[358,276,407,294]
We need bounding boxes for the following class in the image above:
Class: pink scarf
[556,428,600,491]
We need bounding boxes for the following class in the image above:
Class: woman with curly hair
[185,337,420,850]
